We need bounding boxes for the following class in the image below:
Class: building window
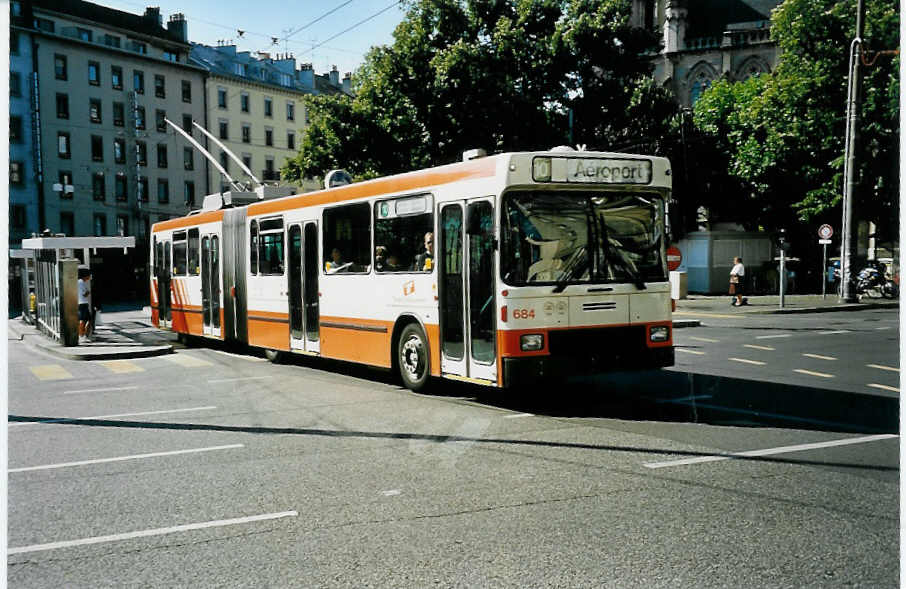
[113,102,124,126]
[265,128,273,147]
[219,121,228,140]
[240,93,249,113]
[138,176,149,202]
[112,66,123,89]
[56,93,69,119]
[242,155,252,170]
[182,114,193,135]
[131,41,147,54]
[133,70,144,94]
[218,88,227,108]
[114,138,125,163]
[10,162,24,185]
[286,102,295,121]
[220,151,230,174]
[181,80,191,103]
[184,148,194,170]
[54,54,67,80]
[35,18,55,33]
[88,61,100,85]
[58,132,71,158]
[94,213,107,236]
[154,74,165,98]
[287,131,295,150]
[93,173,105,201]
[89,98,102,123]
[136,141,147,166]
[264,97,272,117]
[156,109,167,132]
[158,179,169,203]
[116,215,128,236]
[77,27,93,42]
[104,34,121,48]
[11,204,26,228]
[241,124,251,143]
[10,116,23,143]
[234,63,246,76]
[136,106,146,130]
[91,135,104,161]
[157,144,168,168]
[163,51,178,62]
[10,71,21,97]
[115,173,127,201]
[60,212,74,236]
[184,181,195,206]
[10,30,19,55]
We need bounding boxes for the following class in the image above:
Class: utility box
[669,271,688,299]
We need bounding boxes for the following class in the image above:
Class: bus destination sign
[532,157,652,185]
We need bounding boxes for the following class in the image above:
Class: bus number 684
[512,308,535,319]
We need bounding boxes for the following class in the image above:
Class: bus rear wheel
[398,323,429,392]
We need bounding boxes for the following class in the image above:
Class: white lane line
[7,511,298,555]
[729,357,766,366]
[875,326,893,330]
[819,330,851,335]
[209,349,268,362]
[9,444,244,473]
[382,489,402,496]
[643,434,898,469]
[9,406,217,428]
[676,348,706,355]
[503,413,534,419]
[793,369,835,378]
[868,383,899,392]
[802,353,837,361]
[63,386,138,395]
[867,364,899,372]
[743,344,775,351]
[208,376,273,384]
[689,336,720,343]
[755,334,792,340]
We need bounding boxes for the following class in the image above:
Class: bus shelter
[15,236,135,346]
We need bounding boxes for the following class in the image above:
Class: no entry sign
[666,246,682,271]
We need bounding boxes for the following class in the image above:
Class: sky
[96,0,407,76]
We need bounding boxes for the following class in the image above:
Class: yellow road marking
[100,360,145,374]
[793,369,835,378]
[29,365,73,381]
[868,383,899,392]
[163,354,212,367]
[689,336,719,343]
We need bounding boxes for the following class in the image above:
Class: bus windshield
[501,191,666,286]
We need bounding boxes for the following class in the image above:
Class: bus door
[288,224,304,350]
[289,222,320,353]
[303,222,320,352]
[201,234,222,337]
[157,238,172,328]
[439,199,497,383]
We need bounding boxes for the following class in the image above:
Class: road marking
[210,349,268,362]
[9,406,217,427]
[643,434,898,469]
[867,364,899,372]
[9,444,244,473]
[819,330,851,335]
[63,386,139,395]
[755,334,792,340]
[7,511,298,555]
[503,413,534,419]
[793,369,835,378]
[29,365,73,381]
[802,353,837,361]
[689,336,720,343]
[100,360,144,374]
[875,326,893,330]
[164,354,213,367]
[868,383,899,392]
[382,489,402,496]
[743,344,775,351]
[208,376,273,384]
[729,357,766,366]
[676,348,706,355]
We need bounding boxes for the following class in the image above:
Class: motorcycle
[835,261,898,299]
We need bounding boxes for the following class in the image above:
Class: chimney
[168,13,188,43]
[342,72,352,94]
[329,65,339,87]
[297,63,314,90]
[144,6,162,27]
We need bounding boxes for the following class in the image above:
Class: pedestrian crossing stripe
[163,354,212,367]
[100,360,145,374]
[29,365,73,381]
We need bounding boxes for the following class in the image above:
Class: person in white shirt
[78,269,92,341]
[729,257,746,306]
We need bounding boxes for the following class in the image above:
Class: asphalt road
[7,308,900,588]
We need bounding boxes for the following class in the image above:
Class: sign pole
[822,243,828,299]
[779,247,786,309]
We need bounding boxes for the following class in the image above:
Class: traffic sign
[666,246,682,271]
[818,239,832,245]
[818,224,833,239]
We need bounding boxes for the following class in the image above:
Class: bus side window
[323,202,371,273]
[173,230,188,275]
[249,220,259,275]
[258,217,284,275]
[373,194,433,273]
[187,228,199,275]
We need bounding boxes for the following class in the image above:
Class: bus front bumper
[502,346,675,388]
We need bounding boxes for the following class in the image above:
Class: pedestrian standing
[78,268,92,342]
[730,257,746,306]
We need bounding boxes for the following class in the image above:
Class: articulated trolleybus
[150,148,674,391]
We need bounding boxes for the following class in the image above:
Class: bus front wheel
[398,323,429,392]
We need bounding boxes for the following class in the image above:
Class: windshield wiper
[598,212,646,290]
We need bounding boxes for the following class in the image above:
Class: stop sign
[666,246,682,271]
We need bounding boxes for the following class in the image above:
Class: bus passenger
[326,248,346,273]
[413,232,434,271]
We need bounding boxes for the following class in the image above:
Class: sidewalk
[675,293,899,316]
[8,309,176,361]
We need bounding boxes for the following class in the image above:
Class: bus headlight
[520,334,544,351]
[649,326,670,342]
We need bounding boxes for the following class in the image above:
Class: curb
[33,341,173,361]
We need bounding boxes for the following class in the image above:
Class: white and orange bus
[149,148,674,391]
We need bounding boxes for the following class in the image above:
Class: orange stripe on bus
[152,209,224,232]
[247,317,289,350]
